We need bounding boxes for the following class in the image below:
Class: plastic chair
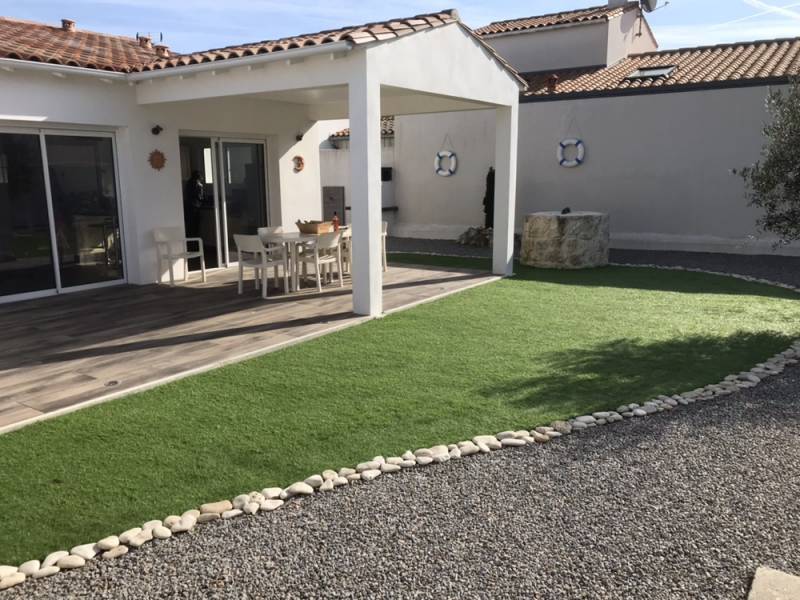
[233,234,289,299]
[298,231,343,292]
[154,227,206,285]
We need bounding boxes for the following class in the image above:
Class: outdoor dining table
[258,230,318,292]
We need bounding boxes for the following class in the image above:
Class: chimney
[547,74,559,93]
[61,19,76,32]
[154,44,170,58]
[607,0,628,5]
[138,35,152,49]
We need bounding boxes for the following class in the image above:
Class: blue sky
[2,0,800,53]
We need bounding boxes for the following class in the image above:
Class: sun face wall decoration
[148,150,167,171]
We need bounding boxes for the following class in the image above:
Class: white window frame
[0,125,127,304]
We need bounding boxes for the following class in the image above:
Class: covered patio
[0,263,497,432]
[132,9,524,317]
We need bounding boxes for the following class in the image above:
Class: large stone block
[520,211,609,269]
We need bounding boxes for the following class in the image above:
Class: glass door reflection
[0,133,55,297]
[45,135,123,289]
[180,137,221,270]
[220,141,267,264]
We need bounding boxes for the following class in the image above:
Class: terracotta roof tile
[475,2,637,36]
[0,10,525,87]
[330,116,395,139]
[137,10,459,72]
[0,16,158,72]
[522,37,800,99]
[0,11,458,73]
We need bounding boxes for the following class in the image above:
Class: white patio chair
[340,226,352,274]
[298,231,343,292]
[154,227,206,286]
[257,226,291,280]
[339,223,387,274]
[233,234,289,300]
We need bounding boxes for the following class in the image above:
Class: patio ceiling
[246,85,498,119]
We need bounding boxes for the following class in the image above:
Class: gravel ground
[387,237,800,287]
[611,249,800,289]
[6,249,800,600]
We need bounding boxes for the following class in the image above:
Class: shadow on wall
[480,332,793,413]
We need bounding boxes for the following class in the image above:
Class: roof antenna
[637,1,668,37]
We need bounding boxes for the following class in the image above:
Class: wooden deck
[0,264,497,432]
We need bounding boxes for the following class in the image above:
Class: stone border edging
[1,263,798,592]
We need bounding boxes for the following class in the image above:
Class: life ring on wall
[558,139,585,168]
[292,155,305,173]
[435,150,458,177]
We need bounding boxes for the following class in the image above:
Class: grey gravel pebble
[6,249,800,599]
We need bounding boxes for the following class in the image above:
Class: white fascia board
[129,41,353,82]
[0,57,127,80]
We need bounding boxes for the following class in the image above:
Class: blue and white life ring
[558,139,585,168]
[435,150,458,177]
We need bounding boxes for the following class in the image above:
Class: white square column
[348,63,383,316]
[492,103,519,276]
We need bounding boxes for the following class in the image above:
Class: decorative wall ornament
[148,149,167,171]
[292,155,305,173]
[558,139,585,168]
[435,150,458,177]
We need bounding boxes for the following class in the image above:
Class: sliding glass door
[0,133,54,297]
[180,137,220,269]
[46,135,123,288]
[220,141,267,262]
[179,136,267,270]
[0,129,124,302]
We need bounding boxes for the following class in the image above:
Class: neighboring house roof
[0,10,525,87]
[474,2,637,36]
[330,116,395,140]
[0,16,159,72]
[522,37,800,101]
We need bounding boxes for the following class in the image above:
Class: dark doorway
[180,137,220,269]
[323,186,346,225]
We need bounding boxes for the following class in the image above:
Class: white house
[320,1,800,255]
[0,10,525,312]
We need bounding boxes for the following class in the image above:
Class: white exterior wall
[483,14,657,74]
[319,140,395,226]
[606,9,658,65]
[392,111,494,239]
[485,23,610,73]
[390,84,799,255]
[518,86,798,255]
[0,69,321,285]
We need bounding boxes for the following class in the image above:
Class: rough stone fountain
[520,211,609,269]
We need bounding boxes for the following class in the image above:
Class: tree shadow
[479,332,793,415]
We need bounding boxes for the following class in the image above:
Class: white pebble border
[1,263,797,592]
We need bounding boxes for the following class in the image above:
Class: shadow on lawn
[389,255,796,299]
[480,332,793,413]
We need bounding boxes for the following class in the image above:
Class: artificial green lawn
[2,256,799,564]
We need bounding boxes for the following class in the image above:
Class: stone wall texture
[521,212,610,269]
